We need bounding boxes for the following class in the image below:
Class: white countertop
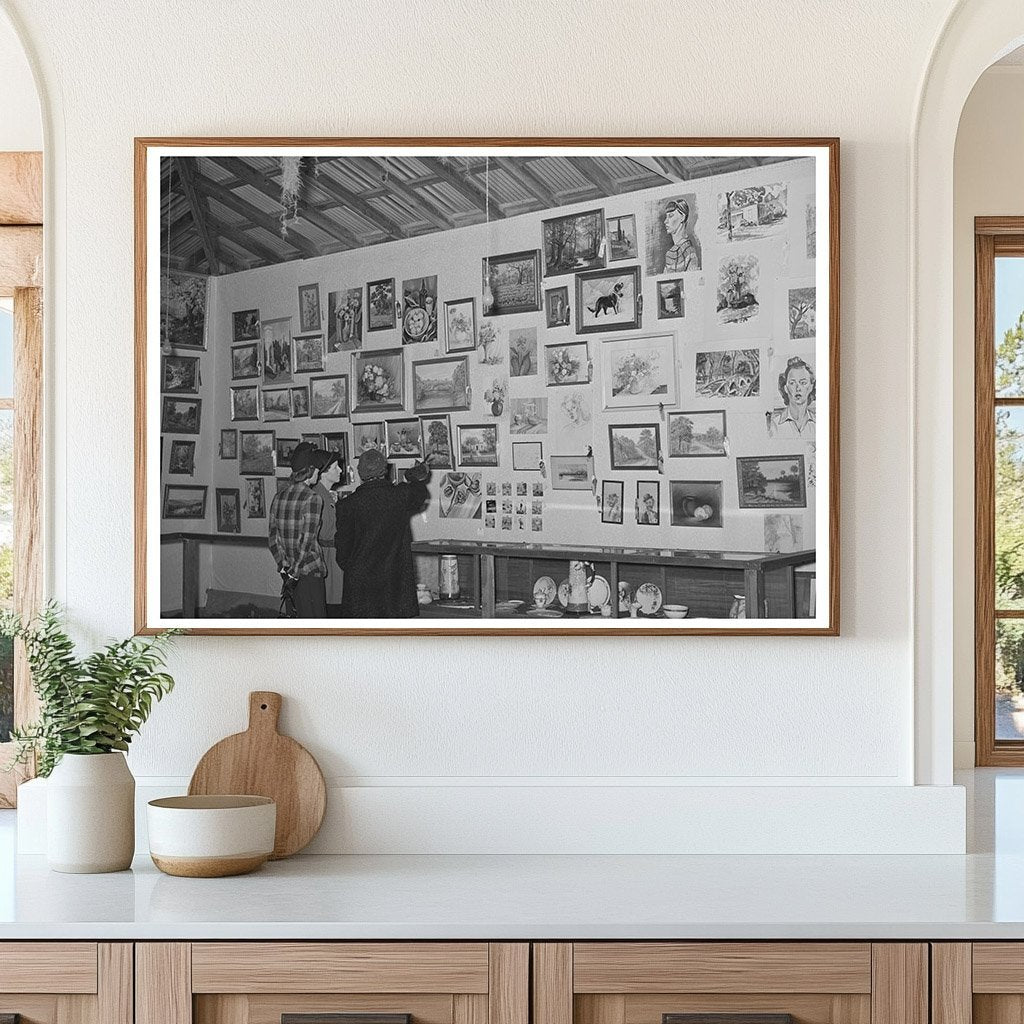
[0,769,1021,941]
[0,849,1022,940]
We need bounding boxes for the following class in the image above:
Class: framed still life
[137,137,838,635]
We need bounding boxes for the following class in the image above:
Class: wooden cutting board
[188,691,326,859]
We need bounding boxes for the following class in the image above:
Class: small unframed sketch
[717,182,788,242]
[695,349,760,398]
[510,396,548,434]
[765,514,804,553]
[788,287,816,339]
[806,200,816,259]
[509,327,538,377]
[717,255,759,325]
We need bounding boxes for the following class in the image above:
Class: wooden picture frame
[412,355,470,413]
[136,136,839,636]
[482,249,542,316]
[575,265,642,334]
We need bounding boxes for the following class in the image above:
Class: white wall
[952,66,1024,767]
[0,0,975,852]
[0,6,40,152]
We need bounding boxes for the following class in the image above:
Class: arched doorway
[913,2,1024,784]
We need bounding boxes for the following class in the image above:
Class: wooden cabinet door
[137,943,528,1024]
[0,943,131,1024]
[533,944,927,1024]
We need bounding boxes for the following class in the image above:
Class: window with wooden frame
[0,151,43,806]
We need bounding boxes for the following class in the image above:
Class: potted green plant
[2,603,178,873]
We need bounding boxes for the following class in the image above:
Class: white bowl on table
[662,604,689,619]
[147,795,276,878]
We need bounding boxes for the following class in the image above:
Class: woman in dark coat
[335,448,430,618]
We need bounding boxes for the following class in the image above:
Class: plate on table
[533,576,557,609]
[526,606,564,618]
[635,582,663,616]
[557,579,571,607]
[587,574,611,611]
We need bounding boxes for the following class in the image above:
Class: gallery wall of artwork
[156,156,819,607]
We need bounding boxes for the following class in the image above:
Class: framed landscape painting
[137,136,838,635]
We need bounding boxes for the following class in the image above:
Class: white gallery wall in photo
[139,139,836,634]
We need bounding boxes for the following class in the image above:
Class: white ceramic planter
[46,752,135,873]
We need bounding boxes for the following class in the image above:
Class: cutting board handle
[248,691,282,734]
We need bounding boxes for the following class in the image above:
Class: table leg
[744,566,766,619]
[481,553,496,618]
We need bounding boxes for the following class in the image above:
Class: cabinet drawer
[533,943,923,1024]
[572,943,872,994]
[0,942,98,994]
[141,942,528,1024]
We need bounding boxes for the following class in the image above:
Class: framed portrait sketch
[137,137,838,635]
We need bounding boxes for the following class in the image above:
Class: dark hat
[357,447,387,480]
[289,442,319,472]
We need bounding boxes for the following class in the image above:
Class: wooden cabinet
[932,943,1024,1024]
[532,944,928,1024]
[136,944,528,1024]
[0,942,131,1024]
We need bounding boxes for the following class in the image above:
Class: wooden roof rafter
[418,157,506,219]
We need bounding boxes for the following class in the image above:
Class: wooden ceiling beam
[210,156,360,248]
[417,157,506,218]
[359,159,456,231]
[566,157,620,197]
[208,217,288,268]
[312,164,408,239]
[174,157,226,274]
[195,177,320,258]
[495,157,557,208]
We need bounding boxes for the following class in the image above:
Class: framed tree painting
[137,137,838,635]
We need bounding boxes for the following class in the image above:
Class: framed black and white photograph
[353,420,385,455]
[275,436,301,469]
[291,386,310,418]
[327,287,362,351]
[385,418,423,460]
[542,209,605,277]
[512,441,543,472]
[215,488,241,534]
[601,480,624,524]
[657,279,684,319]
[736,455,807,509]
[220,429,237,459]
[230,343,260,381]
[412,356,470,413]
[607,214,638,262]
[138,138,837,634]
[549,454,592,491]
[483,249,541,316]
[230,385,259,422]
[545,286,570,328]
[668,410,727,457]
[232,308,261,343]
[309,374,349,418]
[444,298,477,352]
[162,484,207,520]
[670,480,723,527]
[167,439,195,475]
[352,348,404,412]
[545,342,590,387]
[457,423,499,467]
[238,430,275,476]
[161,396,201,434]
[261,388,291,422]
[162,354,200,393]
[576,265,642,334]
[636,479,660,525]
[161,270,208,350]
[608,423,661,471]
[402,276,438,345]
[298,283,322,333]
[419,414,453,469]
[261,317,293,386]
[600,332,676,409]
[367,278,396,332]
[244,477,266,519]
[293,334,325,373]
